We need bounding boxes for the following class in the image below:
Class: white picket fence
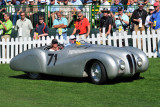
[0,30,160,64]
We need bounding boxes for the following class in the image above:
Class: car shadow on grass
[9,74,89,83]
[106,76,145,85]
[9,73,145,85]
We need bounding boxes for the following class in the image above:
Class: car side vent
[131,54,136,72]
[126,55,133,73]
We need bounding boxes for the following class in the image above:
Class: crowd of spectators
[0,0,160,42]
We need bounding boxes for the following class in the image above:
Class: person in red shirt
[71,12,90,39]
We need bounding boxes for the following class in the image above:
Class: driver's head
[69,35,76,44]
[51,39,58,48]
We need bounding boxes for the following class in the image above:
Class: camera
[76,29,80,34]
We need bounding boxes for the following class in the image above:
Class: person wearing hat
[98,0,110,19]
[114,6,129,32]
[49,39,59,51]
[145,6,154,31]
[99,8,112,36]
[131,1,147,34]
[69,35,76,44]
[150,2,160,32]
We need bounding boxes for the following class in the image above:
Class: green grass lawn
[0,58,160,107]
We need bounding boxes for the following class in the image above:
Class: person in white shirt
[145,6,154,31]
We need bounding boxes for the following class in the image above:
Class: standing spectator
[149,0,155,4]
[114,6,129,32]
[71,12,90,39]
[126,0,137,17]
[121,0,128,10]
[145,6,154,31]
[72,0,83,11]
[34,16,49,39]
[26,0,38,27]
[0,0,6,20]
[99,0,111,19]
[53,12,68,40]
[48,0,59,26]
[15,12,33,39]
[110,0,123,14]
[150,2,160,32]
[0,13,12,58]
[60,0,73,25]
[99,8,112,36]
[17,0,28,16]
[11,0,20,26]
[131,1,147,34]
[113,6,129,46]
[100,0,110,10]
[6,0,15,26]
[0,13,12,41]
[11,0,20,5]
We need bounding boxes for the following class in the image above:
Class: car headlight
[137,57,143,67]
[119,60,125,70]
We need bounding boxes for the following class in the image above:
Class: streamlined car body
[10,42,149,84]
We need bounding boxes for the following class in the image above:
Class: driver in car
[49,39,60,51]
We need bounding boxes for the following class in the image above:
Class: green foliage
[0,58,160,107]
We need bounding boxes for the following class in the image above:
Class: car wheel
[28,72,40,79]
[89,61,107,85]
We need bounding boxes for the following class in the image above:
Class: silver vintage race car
[10,41,149,84]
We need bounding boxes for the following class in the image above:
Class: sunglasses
[78,15,82,17]
[154,6,157,8]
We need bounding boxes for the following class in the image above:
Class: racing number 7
[47,54,57,66]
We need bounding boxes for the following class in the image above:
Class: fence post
[124,31,128,46]
[147,31,152,58]
[118,33,122,47]
[137,31,142,50]
[2,38,5,64]
[97,33,101,45]
[132,31,137,48]
[113,32,117,47]
[6,38,10,63]
[152,30,157,58]
[91,34,96,44]
[107,35,111,46]
[142,31,147,55]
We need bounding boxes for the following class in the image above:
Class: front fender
[123,46,149,72]
[83,52,120,79]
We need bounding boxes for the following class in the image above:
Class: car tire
[28,72,41,79]
[89,61,107,85]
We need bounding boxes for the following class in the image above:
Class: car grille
[126,54,136,73]
[131,54,137,72]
